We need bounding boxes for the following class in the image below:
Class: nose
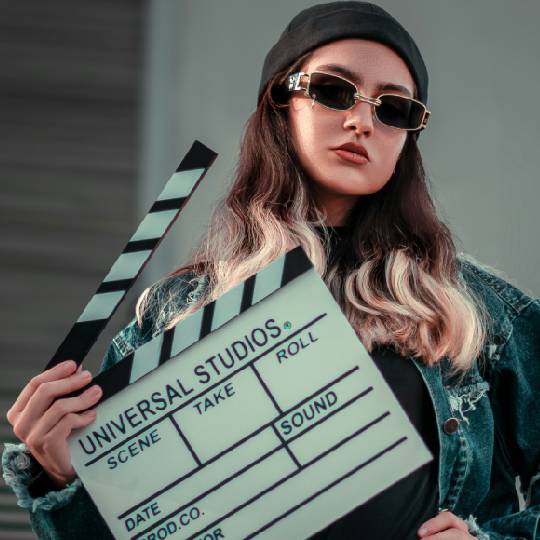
[342,99,375,135]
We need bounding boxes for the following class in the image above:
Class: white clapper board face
[67,247,433,540]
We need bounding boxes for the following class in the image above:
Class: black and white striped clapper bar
[80,244,313,404]
[44,140,218,372]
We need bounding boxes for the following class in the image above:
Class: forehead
[304,38,415,93]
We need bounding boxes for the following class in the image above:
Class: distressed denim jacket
[2,256,540,540]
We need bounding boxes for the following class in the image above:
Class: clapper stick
[77,244,314,405]
[44,140,218,372]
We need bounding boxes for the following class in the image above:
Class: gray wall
[0,1,146,536]
[143,0,540,297]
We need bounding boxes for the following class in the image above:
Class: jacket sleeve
[476,298,540,539]
[2,273,203,538]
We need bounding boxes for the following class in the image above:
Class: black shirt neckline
[314,224,349,236]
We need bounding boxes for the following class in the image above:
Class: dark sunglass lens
[377,95,423,129]
[308,73,355,110]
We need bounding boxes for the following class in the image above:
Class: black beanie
[258,1,429,132]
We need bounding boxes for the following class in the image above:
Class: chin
[327,172,372,190]
[315,180,369,197]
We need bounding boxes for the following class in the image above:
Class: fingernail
[62,360,76,370]
[91,385,102,395]
[418,527,428,536]
[80,370,91,379]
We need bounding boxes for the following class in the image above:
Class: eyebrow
[313,63,414,98]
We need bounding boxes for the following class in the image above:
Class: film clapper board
[45,140,433,540]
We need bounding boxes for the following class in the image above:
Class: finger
[7,360,78,424]
[12,370,93,440]
[45,410,98,451]
[422,530,472,540]
[32,410,98,483]
[29,385,102,440]
[418,511,469,537]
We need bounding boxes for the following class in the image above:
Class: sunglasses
[285,71,431,132]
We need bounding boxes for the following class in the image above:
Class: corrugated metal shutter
[0,1,145,536]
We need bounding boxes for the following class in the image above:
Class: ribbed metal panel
[0,0,146,536]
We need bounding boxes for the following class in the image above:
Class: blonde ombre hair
[136,53,490,382]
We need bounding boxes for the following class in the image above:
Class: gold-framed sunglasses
[286,71,431,132]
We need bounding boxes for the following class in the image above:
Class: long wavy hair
[136,50,490,381]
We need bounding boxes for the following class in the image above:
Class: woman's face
[287,39,416,225]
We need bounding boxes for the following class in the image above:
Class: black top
[310,225,439,540]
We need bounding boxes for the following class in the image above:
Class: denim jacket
[3,256,539,540]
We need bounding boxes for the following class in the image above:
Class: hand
[6,359,102,488]
[417,510,475,539]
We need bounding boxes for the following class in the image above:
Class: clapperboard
[45,140,433,540]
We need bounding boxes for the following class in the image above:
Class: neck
[311,186,359,227]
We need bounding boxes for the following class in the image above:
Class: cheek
[289,106,317,153]
[289,96,331,137]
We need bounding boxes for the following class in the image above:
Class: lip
[334,149,369,165]
[335,142,369,160]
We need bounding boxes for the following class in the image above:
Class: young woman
[4,2,539,539]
